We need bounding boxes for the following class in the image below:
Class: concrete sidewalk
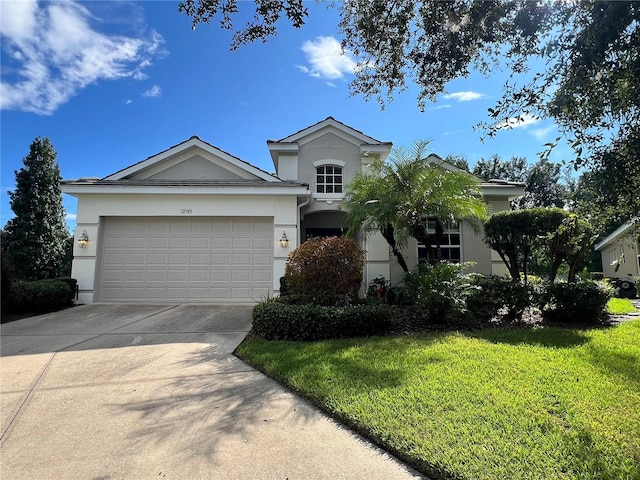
[1,304,424,479]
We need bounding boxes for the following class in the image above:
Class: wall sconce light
[279,231,289,248]
[78,230,89,248]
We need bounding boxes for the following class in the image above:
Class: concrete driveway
[1,304,423,479]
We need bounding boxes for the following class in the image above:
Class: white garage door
[99,217,273,302]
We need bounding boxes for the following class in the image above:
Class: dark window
[316,165,343,194]
[417,218,461,263]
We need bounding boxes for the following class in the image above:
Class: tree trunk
[380,224,409,273]
[434,218,445,262]
[549,256,564,283]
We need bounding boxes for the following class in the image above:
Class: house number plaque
[181,209,193,214]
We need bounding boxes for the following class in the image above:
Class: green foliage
[483,208,550,282]
[511,158,568,210]
[472,155,528,182]
[466,275,534,323]
[179,0,307,48]
[342,141,487,270]
[251,301,391,341]
[402,262,472,319]
[1,250,15,313]
[538,282,610,325]
[484,208,594,284]
[284,236,365,306]
[572,131,640,233]
[184,2,640,207]
[7,278,76,313]
[365,276,404,305]
[541,213,595,283]
[4,137,69,280]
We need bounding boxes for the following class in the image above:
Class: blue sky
[1,0,569,233]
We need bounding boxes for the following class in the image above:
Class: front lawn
[237,320,640,480]
[607,297,639,315]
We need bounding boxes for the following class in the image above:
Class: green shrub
[252,301,391,341]
[365,276,405,305]
[402,262,473,320]
[1,250,14,313]
[538,281,610,324]
[466,275,534,323]
[7,278,76,313]
[284,236,365,306]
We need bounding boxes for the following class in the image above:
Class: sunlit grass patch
[607,297,639,315]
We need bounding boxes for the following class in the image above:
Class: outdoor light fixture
[279,231,289,248]
[78,230,89,248]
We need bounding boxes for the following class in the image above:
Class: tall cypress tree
[5,137,68,280]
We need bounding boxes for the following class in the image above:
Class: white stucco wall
[600,235,640,279]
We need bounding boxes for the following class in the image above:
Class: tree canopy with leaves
[341,141,487,271]
[180,0,639,172]
[4,137,68,280]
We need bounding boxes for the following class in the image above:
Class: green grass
[607,298,639,315]
[237,321,640,480]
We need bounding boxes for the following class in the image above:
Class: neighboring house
[595,219,640,279]
[63,117,524,304]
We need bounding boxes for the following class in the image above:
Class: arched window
[316,165,343,194]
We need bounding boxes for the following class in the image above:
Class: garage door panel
[126,254,146,265]
[190,238,209,249]
[148,237,168,248]
[253,253,272,265]
[147,254,167,265]
[252,270,271,282]
[210,269,230,281]
[189,270,208,281]
[211,238,231,249]
[232,222,252,233]
[146,270,167,281]
[232,270,251,281]
[100,217,273,302]
[232,254,251,265]
[211,254,231,265]
[170,238,189,248]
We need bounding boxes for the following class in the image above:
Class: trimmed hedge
[7,278,77,313]
[466,275,534,323]
[538,281,610,324]
[252,301,392,341]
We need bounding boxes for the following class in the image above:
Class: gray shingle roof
[63,178,308,188]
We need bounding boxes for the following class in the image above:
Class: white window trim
[313,159,346,167]
[314,161,345,198]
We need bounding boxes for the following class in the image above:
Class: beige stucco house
[63,117,524,304]
[595,219,640,279]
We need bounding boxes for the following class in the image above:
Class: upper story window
[316,165,343,194]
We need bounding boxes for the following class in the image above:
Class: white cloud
[443,91,487,102]
[0,0,163,115]
[429,104,452,111]
[124,99,133,105]
[496,114,541,130]
[531,124,556,140]
[65,213,77,222]
[298,36,356,80]
[142,85,161,98]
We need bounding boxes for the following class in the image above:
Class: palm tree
[342,141,488,271]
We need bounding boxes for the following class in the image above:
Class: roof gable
[104,136,279,182]
[595,218,639,251]
[270,117,389,146]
